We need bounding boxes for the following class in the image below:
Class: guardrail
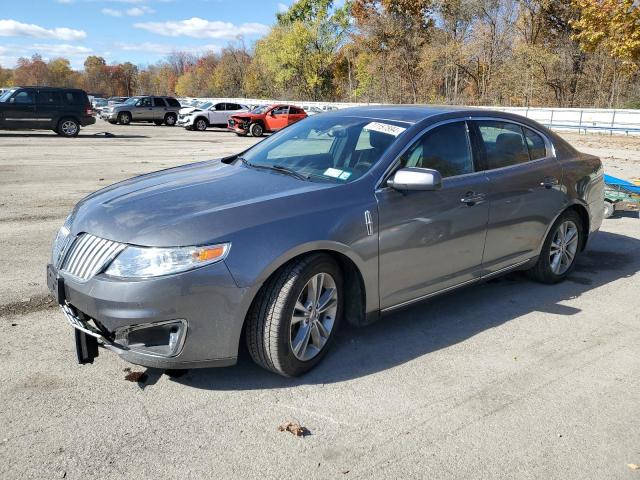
[178,97,640,136]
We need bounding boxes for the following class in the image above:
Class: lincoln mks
[47,106,604,376]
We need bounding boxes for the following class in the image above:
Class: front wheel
[527,210,583,284]
[249,122,263,137]
[118,112,131,125]
[603,200,615,219]
[194,118,208,131]
[164,113,177,126]
[246,254,343,377]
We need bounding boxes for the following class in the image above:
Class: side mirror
[9,97,15,104]
[387,167,442,191]
[136,101,142,107]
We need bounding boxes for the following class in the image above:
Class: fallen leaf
[278,421,310,437]
[124,371,147,383]
[628,464,640,470]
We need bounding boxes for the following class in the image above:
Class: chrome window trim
[375,115,556,190]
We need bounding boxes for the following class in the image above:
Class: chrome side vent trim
[61,233,126,281]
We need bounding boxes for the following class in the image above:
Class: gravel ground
[0,122,638,479]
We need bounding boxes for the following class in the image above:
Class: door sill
[380,259,532,313]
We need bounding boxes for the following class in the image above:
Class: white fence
[179,97,640,135]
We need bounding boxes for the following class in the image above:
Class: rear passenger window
[37,91,60,105]
[166,98,180,107]
[476,121,529,169]
[399,122,473,178]
[62,92,83,105]
[523,127,546,160]
[153,97,166,107]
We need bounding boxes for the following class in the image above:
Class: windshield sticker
[323,168,345,178]
[363,121,406,137]
[338,171,352,180]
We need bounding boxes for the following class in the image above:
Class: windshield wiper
[271,164,310,181]
[237,157,309,181]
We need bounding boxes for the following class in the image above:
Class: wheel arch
[242,244,370,333]
[195,115,209,126]
[540,202,591,254]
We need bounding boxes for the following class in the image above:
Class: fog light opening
[115,320,187,358]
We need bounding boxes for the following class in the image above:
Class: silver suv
[102,96,181,126]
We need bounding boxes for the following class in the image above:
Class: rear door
[3,89,37,128]
[153,97,167,121]
[36,90,62,129]
[210,103,227,125]
[470,119,565,272]
[264,106,289,131]
[288,106,307,126]
[376,121,490,309]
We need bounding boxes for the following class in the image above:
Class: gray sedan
[47,106,604,377]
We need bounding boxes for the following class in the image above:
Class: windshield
[250,105,269,114]
[124,97,140,105]
[200,102,212,109]
[240,115,408,183]
[0,88,18,102]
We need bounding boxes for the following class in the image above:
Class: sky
[0,0,298,69]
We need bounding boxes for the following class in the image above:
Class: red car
[228,104,307,137]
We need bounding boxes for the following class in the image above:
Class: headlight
[51,214,73,265]
[105,243,230,279]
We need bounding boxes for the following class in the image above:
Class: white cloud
[0,43,93,69]
[127,6,155,16]
[101,5,154,17]
[101,8,123,17]
[134,17,269,39]
[0,19,87,41]
[114,41,221,55]
[277,3,289,13]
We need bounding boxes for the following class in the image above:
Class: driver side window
[399,121,473,178]
[12,90,35,104]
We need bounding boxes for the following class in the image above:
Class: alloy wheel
[549,220,579,275]
[290,272,338,361]
[60,120,78,136]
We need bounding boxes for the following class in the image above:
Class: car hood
[71,160,335,247]
[179,107,202,115]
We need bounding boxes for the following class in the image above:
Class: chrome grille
[61,233,126,281]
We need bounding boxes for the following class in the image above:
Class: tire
[246,254,343,377]
[249,122,264,137]
[194,118,208,131]
[235,132,247,137]
[118,112,131,125]
[527,210,583,284]
[56,118,80,137]
[164,113,177,126]
[603,200,615,219]
[154,120,163,126]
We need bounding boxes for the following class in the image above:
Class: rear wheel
[249,123,263,137]
[527,210,583,284]
[57,118,80,137]
[603,200,615,219]
[164,113,177,126]
[246,254,343,377]
[118,112,131,125]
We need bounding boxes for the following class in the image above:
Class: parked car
[603,174,640,218]
[102,96,181,126]
[178,101,249,131]
[107,96,128,106]
[47,106,604,376]
[228,104,307,136]
[0,86,95,137]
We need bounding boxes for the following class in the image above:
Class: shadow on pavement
[0,132,148,139]
[171,230,639,390]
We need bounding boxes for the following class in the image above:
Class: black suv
[0,87,95,137]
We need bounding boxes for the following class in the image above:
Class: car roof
[321,105,484,124]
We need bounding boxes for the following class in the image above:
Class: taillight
[86,107,94,115]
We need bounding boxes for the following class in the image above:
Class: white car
[177,101,249,131]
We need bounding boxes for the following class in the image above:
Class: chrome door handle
[541,177,559,189]
[460,192,485,206]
